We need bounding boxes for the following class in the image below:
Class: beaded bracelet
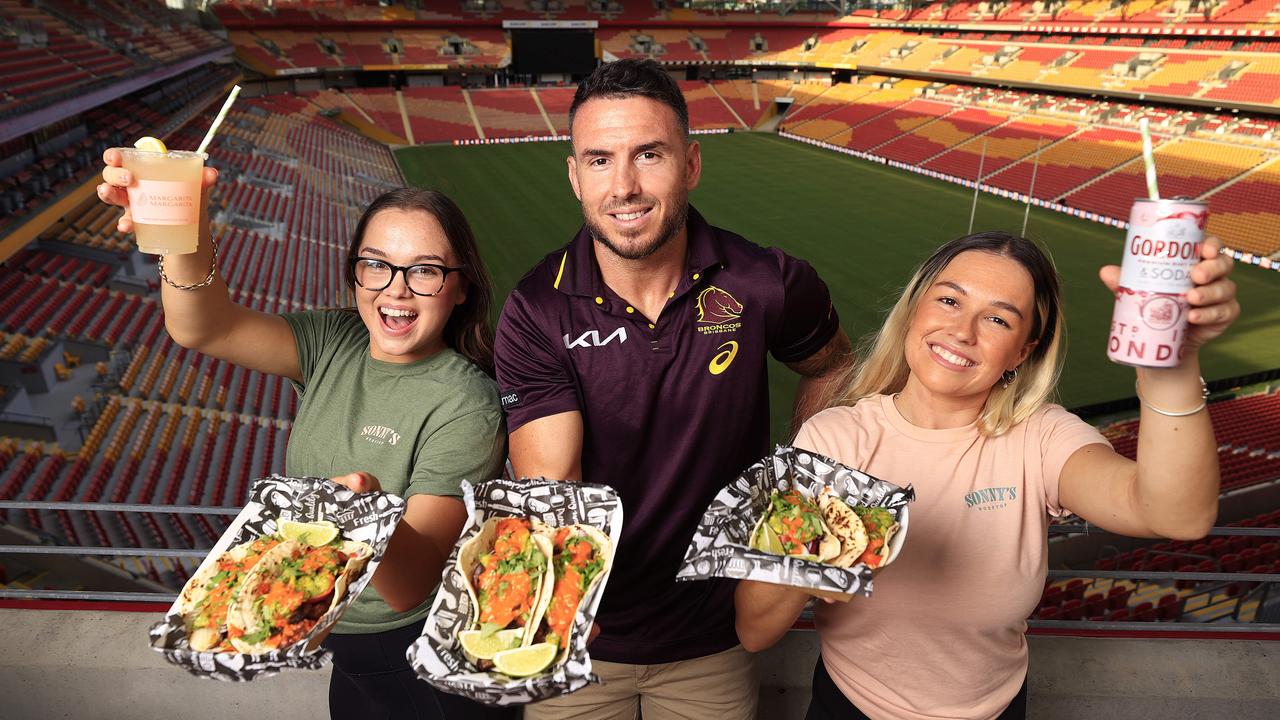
[158,237,218,291]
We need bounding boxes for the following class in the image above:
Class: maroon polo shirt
[494,207,839,664]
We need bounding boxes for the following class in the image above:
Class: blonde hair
[825,231,1065,436]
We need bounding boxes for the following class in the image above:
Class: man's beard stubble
[586,199,689,261]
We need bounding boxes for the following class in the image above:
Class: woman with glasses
[734,231,1238,720]
[98,156,511,720]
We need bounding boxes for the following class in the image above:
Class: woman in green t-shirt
[99,157,511,719]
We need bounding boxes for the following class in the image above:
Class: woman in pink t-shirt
[735,230,1240,720]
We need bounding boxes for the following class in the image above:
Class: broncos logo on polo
[696,286,743,325]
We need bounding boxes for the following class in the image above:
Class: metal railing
[1,502,1277,635]
[1029,522,1280,633]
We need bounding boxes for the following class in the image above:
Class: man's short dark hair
[568,58,689,142]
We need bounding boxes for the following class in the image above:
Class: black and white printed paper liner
[677,446,914,596]
[409,478,624,706]
[148,474,406,681]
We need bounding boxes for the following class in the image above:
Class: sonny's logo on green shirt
[360,424,402,446]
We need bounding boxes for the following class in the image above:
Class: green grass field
[396,133,1280,441]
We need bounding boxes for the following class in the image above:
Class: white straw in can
[196,85,242,156]
[1139,118,1159,201]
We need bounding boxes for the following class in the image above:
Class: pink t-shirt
[795,394,1108,720]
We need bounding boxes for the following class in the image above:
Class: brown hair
[345,188,495,375]
[825,231,1065,436]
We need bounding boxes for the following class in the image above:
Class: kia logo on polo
[564,327,628,349]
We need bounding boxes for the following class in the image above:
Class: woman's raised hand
[1099,235,1239,353]
[97,148,220,234]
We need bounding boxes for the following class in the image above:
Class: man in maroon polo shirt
[494,59,850,719]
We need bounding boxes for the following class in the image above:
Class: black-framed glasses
[349,257,465,297]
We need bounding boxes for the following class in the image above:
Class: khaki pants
[524,645,758,720]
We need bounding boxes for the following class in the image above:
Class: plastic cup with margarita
[116,136,206,255]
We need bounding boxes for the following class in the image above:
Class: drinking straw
[196,85,242,155]
[1139,118,1159,201]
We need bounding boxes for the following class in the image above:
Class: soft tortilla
[176,537,279,651]
[456,517,556,648]
[225,539,372,654]
[818,493,869,568]
[535,523,613,664]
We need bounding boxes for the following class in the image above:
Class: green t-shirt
[281,309,505,634]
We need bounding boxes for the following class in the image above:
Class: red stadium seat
[1061,598,1085,620]
[1107,585,1133,610]
[1132,602,1156,622]
[1084,593,1106,617]
[1220,553,1244,573]
[1065,578,1086,601]
[1259,543,1279,565]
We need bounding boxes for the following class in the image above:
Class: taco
[532,524,612,658]
[851,506,900,569]
[225,538,372,653]
[817,492,869,568]
[457,517,555,650]
[751,489,841,562]
[176,535,283,652]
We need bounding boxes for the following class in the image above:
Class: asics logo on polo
[708,341,738,375]
[564,327,628,349]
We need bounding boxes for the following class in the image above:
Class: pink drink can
[1107,198,1207,368]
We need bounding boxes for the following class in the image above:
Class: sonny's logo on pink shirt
[964,486,1018,511]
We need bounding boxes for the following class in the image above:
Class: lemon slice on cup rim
[493,642,558,677]
[133,136,167,154]
[278,518,339,547]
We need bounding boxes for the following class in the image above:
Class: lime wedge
[493,642,557,677]
[279,519,338,547]
[756,521,785,555]
[459,628,523,661]
[133,136,167,154]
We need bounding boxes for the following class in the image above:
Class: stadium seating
[780,82,885,141]
[469,88,555,139]
[1103,390,1280,492]
[1039,504,1280,624]
[1064,139,1269,221]
[710,79,793,130]
[878,106,1011,165]
[844,99,958,153]
[986,127,1143,199]
[400,87,480,143]
[1203,159,1280,256]
[1,64,239,235]
[679,81,745,130]
[536,87,576,134]
[3,0,1279,601]
[0,86,402,583]
[0,0,224,116]
[206,7,1280,109]
[340,88,410,143]
[776,74,1278,255]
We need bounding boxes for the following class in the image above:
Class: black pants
[806,655,1028,720]
[323,618,517,720]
